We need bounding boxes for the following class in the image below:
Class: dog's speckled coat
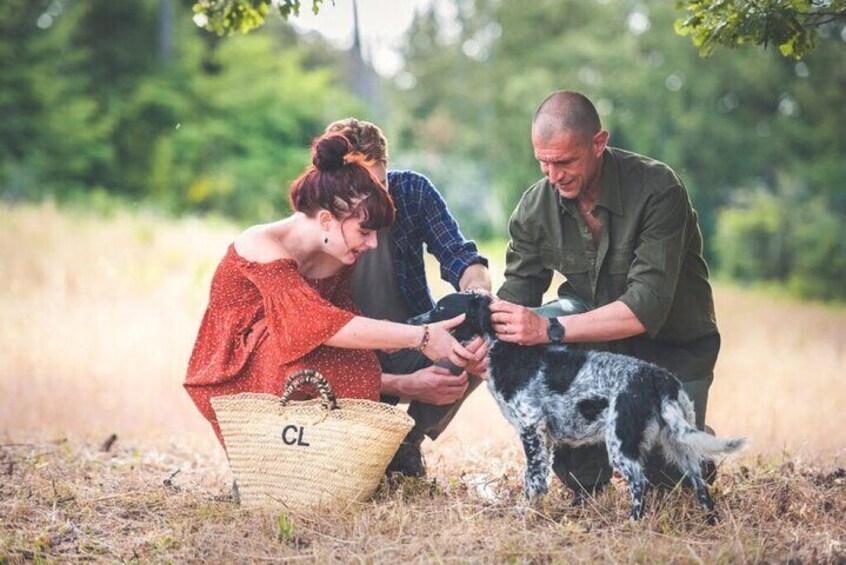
[410,292,746,522]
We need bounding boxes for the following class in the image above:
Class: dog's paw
[522,476,549,500]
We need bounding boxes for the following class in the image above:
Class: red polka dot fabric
[185,244,381,444]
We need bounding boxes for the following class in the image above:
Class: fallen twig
[100,434,118,453]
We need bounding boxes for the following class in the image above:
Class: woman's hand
[419,314,475,366]
[462,336,489,377]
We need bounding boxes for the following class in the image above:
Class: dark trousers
[378,349,482,442]
[552,373,714,492]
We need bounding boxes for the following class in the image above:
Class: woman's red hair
[289,133,394,229]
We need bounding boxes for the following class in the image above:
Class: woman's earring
[323,233,329,245]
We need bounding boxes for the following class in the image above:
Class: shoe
[385,440,426,478]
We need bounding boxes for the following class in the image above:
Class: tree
[0,0,364,219]
[676,0,846,58]
[391,0,846,299]
[0,0,116,198]
[192,0,329,35]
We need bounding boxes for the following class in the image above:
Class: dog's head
[407,291,493,342]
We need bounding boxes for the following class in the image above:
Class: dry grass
[1,438,844,563]
[2,201,845,562]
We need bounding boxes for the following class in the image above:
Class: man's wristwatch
[547,317,565,343]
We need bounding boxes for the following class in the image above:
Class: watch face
[547,319,564,342]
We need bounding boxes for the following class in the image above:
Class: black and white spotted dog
[410,292,746,522]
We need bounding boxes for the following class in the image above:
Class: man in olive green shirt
[491,90,720,497]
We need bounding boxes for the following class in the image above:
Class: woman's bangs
[355,188,395,230]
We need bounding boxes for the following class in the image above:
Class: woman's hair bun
[313,133,351,172]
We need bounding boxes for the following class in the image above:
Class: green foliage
[0,0,113,198]
[675,0,846,58]
[392,0,846,301]
[786,197,846,300]
[0,0,362,221]
[714,187,790,282]
[3,0,845,301]
[276,512,294,543]
[147,33,356,219]
[714,178,846,300]
[192,0,329,35]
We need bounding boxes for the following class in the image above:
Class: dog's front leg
[519,423,552,500]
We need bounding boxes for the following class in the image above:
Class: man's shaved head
[532,90,601,143]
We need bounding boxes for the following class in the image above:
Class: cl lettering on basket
[281,424,310,446]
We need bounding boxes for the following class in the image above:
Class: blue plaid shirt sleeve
[417,178,488,287]
[388,171,488,315]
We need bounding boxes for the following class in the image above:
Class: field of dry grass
[2,202,845,563]
[2,437,844,563]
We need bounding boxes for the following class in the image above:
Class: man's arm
[493,183,691,345]
[616,183,691,337]
[490,298,646,345]
[381,366,470,405]
[458,263,491,293]
[497,207,553,306]
[413,173,490,290]
[380,336,487,403]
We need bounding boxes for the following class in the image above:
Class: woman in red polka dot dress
[185,133,475,446]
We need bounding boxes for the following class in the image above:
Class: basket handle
[280,369,338,411]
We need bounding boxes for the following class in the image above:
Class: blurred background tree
[0,0,361,219]
[389,0,846,299]
[1,0,844,300]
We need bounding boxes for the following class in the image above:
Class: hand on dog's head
[407,291,493,342]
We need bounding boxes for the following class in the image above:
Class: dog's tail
[683,429,747,458]
[661,399,747,460]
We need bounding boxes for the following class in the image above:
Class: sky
[288,0,437,76]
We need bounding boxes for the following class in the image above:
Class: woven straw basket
[211,369,414,510]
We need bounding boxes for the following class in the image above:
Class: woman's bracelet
[414,324,430,352]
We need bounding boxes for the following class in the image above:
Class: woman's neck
[271,214,342,278]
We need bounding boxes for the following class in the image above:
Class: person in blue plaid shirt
[326,118,491,478]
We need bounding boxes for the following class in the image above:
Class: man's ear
[592,130,609,158]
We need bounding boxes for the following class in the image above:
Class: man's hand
[489,298,549,346]
[458,263,492,294]
[394,366,470,405]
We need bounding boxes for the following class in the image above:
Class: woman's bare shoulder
[233,223,290,264]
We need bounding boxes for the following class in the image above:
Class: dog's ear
[472,292,494,337]
[465,293,480,332]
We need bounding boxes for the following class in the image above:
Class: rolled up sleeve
[618,184,689,337]
[497,210,553,307]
